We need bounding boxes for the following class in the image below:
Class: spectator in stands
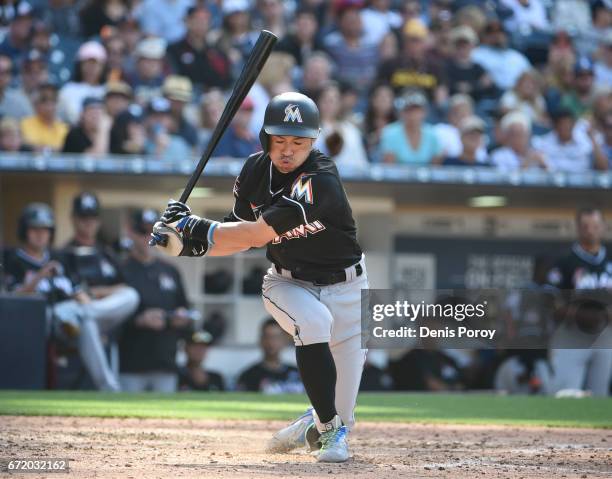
[314,82,368,168]
[62,97,111,154]
[41,0,82,40]
[471,17,531,92]
[500,70,549,129]
[144,96,192,159]
[109,104,146,155]
[167,6,232,91]
[236,318,304,394]
[323,0,380,94]
[255,0,287,39]
[20,50,51,98]
[214,0,258,73]
[491,111,548,171]
[543,31,577,111]
[560,57,596,118]
[533,108,608,172]
[299,51,333,100]
[276,7,323,68]
[119,208,193,393]
[435,94,479,160]
[380,90,443,165]
[3,203,122,391]
[162,75,198,150]
[377,18,447,105]
[603,113,612,168]
[128,37,167,107]
[444,25,495,102]
[363,83,396,161]
[360,0,402,46]
[197,88,224,150]
[136,0,193,43]
[101,31,128,81]
[575,89,612,155]
[178,330,225,391]
[104,81,132,119]
[500,0,550,34]
[20,83,68,152]
[57,41,107,125]
[594,31,612,88]
[62,192,139,339]
[214,97,259,158]
[0,55,33,120]
[80,0,131,39]
[443,115,488,167]
[547,207,612,396]
[0,117,29,152]
[0,1,33,65]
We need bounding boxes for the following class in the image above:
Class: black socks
[295,342,337,424]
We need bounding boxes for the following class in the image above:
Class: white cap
[222,0,250,15]
[77,41,107,62]
[135,37,166,60]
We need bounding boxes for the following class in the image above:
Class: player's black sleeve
[223,172,256,223]
[262,173,342,235]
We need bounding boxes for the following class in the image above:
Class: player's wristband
[207,221,219,245]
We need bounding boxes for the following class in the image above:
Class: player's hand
[160,199,191,226]
[170,307,191,328]
[136,308,166,331]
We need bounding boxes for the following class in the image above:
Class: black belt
[274,263,363,286]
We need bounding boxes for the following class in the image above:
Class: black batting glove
[161,200,192,225]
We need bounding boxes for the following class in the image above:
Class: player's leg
[549,348,589,393]
[585,349,612,396]
[76,309,121,391]
[82,285,139,334]
[262,271,347,461]
[323,270,369,429]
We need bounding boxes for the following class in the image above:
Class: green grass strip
[0,391,610,428]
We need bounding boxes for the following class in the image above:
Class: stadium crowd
[0,0,608,169]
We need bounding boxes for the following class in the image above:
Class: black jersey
[61,240,125,288]
[2,248,76,301]
[225,149,362,274]
[119,257,190,373]
[547,243,612,290]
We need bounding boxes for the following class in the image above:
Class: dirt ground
[0,416,610,479]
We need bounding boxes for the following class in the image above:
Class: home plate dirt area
[1,416,610,478]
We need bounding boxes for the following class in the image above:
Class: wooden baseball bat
[150,30,277,246]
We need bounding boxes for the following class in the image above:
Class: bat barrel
[178,30,278,204]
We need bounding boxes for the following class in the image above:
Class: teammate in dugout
[152,92,368,463]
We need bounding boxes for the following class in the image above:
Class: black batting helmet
[18,202,55,242]
[259,92,320,152]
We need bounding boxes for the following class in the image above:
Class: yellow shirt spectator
[21,115,69,151]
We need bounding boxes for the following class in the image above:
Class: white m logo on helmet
[283,104,303,123]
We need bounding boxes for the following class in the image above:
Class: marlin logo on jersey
[272,221,326,244]
[283,104,303,123]
[290,173,314,204]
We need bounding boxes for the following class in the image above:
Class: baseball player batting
[152,92,368,463]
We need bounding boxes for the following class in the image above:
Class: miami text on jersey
[272,220,326,244]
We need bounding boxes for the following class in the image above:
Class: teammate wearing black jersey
[152,92,368,462]
[4,203,123,391]
[547,207,612,396]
